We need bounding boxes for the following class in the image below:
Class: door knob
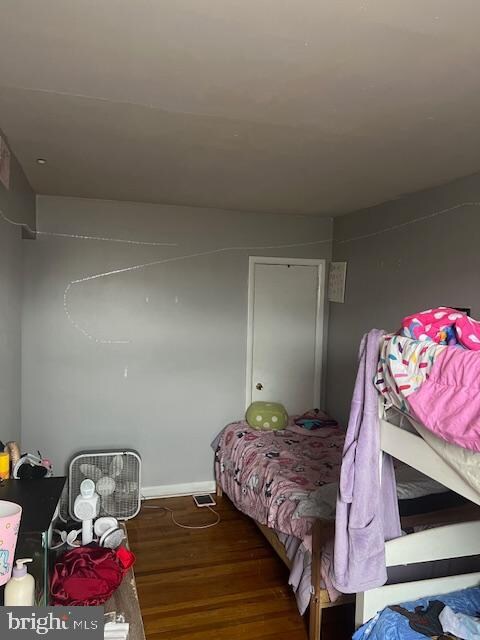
[256,382,263,391]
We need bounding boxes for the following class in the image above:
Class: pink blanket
[376,333,480,452]
[402,306,480,350]
[408,346,480,453]
[214,421,344,548]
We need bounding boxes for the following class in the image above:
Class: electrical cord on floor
[141,500,221,529]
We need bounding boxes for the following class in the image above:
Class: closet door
[246,257,325,415]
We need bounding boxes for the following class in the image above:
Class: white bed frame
[355,400,480,627]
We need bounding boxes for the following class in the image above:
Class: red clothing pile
[51,545,135,606]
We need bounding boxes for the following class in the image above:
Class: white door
[246,257,325,414]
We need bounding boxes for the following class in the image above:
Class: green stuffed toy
[245,401,288,431]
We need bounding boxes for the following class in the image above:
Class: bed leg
[216,483,223,498]
[309,592,322,640]
[310,520,324,639]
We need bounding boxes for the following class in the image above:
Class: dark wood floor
[127,495,354,640]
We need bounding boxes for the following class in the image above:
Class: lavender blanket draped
[332,329,402,593]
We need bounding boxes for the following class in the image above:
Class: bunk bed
[355,322,480,631]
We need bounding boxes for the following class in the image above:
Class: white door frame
[245,256,326,409]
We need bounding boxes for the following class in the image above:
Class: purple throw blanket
[332,329,402,593]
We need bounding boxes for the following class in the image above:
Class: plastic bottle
[4,558,35,606]
[0,451,10,480]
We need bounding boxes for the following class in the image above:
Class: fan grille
[69,450,141,521]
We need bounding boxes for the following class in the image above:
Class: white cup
[0,500,22,585]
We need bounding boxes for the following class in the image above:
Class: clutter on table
[0,499,22,586]
[0,452,10,480]
[50,477,135,606]
[104,611,130,640]
[51,545,135,606]
[0,477,66,605]
[4,558,35,605]
[0,440,52,481]
[0,444,138,611]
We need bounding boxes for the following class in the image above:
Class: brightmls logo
[0,608,103,639]
[8,612,69,635]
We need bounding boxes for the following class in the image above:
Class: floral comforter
[214,421,345,549]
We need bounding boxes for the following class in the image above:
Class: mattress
[213,420,345,546]
[294,465,448,521]
[213,421,454,544]
[277,472,468,615]
[354,586,480,639]
[413,420,480,496]
[385,406,480,497]
[376,334,480,495]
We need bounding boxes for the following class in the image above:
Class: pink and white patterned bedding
[214,420,450,615]
[375,334,445,414]
[214,421,344,550]
[402,307,480,350]
[375,333,480,453]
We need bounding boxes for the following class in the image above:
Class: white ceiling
[1,1,480,215]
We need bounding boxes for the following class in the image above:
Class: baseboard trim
[141,481,216,499]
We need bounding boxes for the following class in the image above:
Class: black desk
[0,477,66,604]
[0,477,66,533]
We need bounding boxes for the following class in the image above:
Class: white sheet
[385,406,480,497]
[293,465,446,520]
[414,420,480,496]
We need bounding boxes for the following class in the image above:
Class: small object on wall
[0,134,11,189]
[328,261,347,303]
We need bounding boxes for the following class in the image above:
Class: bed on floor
[214,308,480,638]
[354,585,480,639]
[213,417,472,639]
[213,419,351,639]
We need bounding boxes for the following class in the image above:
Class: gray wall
[23,196,332,487]
[326,172,480,426]
[0,132,35,444]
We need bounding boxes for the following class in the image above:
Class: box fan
[69,450,141,521]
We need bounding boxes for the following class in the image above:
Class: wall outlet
[328,261,347,303]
